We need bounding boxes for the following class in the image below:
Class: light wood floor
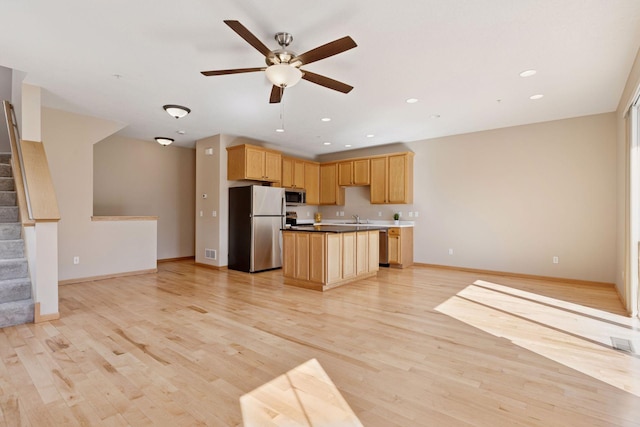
[1,260,640,426]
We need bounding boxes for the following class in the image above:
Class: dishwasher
[379,229,389,266]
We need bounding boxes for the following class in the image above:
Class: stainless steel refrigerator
[228,185,285,273]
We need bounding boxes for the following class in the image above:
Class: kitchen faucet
[352,214,360,224]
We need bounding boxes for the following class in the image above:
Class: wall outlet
[340,211,345,217]
[409,212,413,217]
[378,212,382,217]
[398,212,402,217]
[199,210,203,217]
[448,249,453,255]
[73,256,80,265]
[414,211,419,217]
[553,256,559,264]
[212,210,217,217]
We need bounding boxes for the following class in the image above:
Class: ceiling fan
[201,20,357,103]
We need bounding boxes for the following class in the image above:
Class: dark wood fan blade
[224,20,272,57]
[293,36,357,65]
[201,67,265,76]
[301,70,353,93]
[270,85,283,103]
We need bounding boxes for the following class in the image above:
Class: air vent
[611,337,635,353]
[205,249,217,260]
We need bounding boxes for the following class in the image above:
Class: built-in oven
[379,229,389,266]
[285,189,306,206]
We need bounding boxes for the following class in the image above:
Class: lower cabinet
[283,230,379,290]
[388,227,413,268]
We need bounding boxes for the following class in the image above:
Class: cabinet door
[282,157,293,187]
[320,163,337,205]
[309,233,325,283]
[355,232,369,275]
[338,161,353,186]
[326,234,342,284]
[353,159,370,185]
[294,233,310,280]
[388,227,401,264]
[388,154,407,204]
[370,157,387,204]
[342,232,356,279]
[368,230,379,272]
[282,232,296,278]
[245,147,265,180]
[264,151,282,182]
[304,162,320,205]
[293,160,305,188]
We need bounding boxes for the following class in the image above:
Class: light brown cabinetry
[227,144,282,182]
[282,157,306,188]
[370,153,414,204]
[320,163,344,205]
[304,162,320,205]
[338,159,370,186]
[388,227,413,268]
[283,230,379,291]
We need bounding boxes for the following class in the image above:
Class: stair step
[0,206,18,222]
[0,258,28,280]
[0,278,31,304]
[0,178,14,191]
[0,299,34,329]
[0,191,16,206]
[0,164,11,178]
[0,224,21,240]
[0,154,10,166]
[0,240,24,259]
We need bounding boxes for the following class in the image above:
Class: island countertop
[284,225,388,233]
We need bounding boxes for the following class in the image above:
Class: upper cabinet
[282,157,306,188]
[304,162,320,205]
[227,144,281,182]
[320,163,345,205]
[370,153,414,204]
[338,159,370,186]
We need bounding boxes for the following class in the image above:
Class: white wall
[313,115,617,283]
[42,108,157,281]
[93,135,195,260]
[0,66,11,153]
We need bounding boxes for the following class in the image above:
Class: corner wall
[42,108,157,281]
[93,135,195,260]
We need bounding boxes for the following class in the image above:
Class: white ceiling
[2,1,640,156]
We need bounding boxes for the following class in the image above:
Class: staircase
[0,153,34,328]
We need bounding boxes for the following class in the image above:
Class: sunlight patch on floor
[240,358,363,427]
[435,280,640,397]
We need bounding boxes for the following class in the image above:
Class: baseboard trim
[158,256,195,263]
[34,302,60,323]
[413,263,615,288]
[194,262,227,271]
[59,268,158,286]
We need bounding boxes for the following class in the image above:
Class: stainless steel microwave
[285,189,306,205]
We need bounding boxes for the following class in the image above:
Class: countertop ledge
[315,220,415,228]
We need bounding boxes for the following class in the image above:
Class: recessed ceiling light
[406,98,419,104]
[275,128,285,133]
[529,94,544,100]
[520,69,537,77]
[345,144,352,148]
[176,130,186,135]
[430,114,441,119]
[323,142,331,146]
[366,134,375,138]
[321,117,331,122]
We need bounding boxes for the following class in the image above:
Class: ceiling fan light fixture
[155,137,174,146]
[265,64,303,88]
[163,104,191,119]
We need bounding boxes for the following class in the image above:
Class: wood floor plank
[0,261,639,426]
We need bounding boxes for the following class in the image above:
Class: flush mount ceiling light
[321,117,331,122]
[529,94,544,100]
[155,137,174,146]
[163,104,191,119]
[366,134,375,138]
[323,142,331,146]
[520,69,537,77]
[265,64,303,88]
[406,98,419,104]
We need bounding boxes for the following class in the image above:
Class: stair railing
[3,100,34,222]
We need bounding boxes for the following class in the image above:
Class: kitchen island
[282,225,382,291]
